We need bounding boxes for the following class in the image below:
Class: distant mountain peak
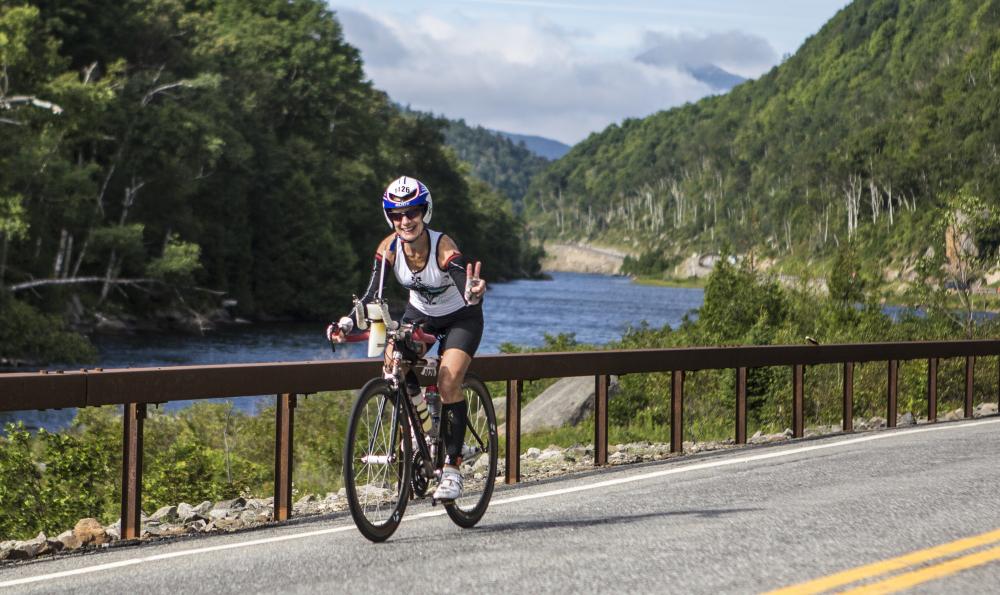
[493,131,571,160]
[635,47,746,92]
[683,64,746,91]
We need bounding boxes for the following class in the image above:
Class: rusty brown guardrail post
[965,356,975,418]
[887,360,898,428]
[928,358,938,422]
[594,375,609,466]
[843,362,854,432]
[274,393,296,521]
[121,402,146,540]
[735,367,747,445]
[505,379,522,484]
[671,370,684,453]
[792,365,804,438]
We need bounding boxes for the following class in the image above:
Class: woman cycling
[328,176,486,501]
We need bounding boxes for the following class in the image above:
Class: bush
[0,292,97,364]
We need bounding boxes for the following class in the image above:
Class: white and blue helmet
[382,176,433,228]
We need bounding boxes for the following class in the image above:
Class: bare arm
[438,235,485,304]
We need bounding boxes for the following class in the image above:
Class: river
[6,272,704,430]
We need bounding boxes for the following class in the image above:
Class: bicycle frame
[362,349,439,483]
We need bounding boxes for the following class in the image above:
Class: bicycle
[332,298,498,542]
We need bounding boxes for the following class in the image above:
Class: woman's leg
[438,347,471,468]
[437,347,472,404]
[430,308,482,499]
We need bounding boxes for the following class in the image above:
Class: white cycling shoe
[432,466,463,501]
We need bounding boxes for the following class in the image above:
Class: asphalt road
[3,418,1000,594]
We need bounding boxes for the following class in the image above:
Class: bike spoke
[352,390,404,526]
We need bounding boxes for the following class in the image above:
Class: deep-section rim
[445,374,498,528]
[344,378,412,542]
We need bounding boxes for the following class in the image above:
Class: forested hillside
[0,1,539,362]
[526,0,1000,276]
[442,118,550,208]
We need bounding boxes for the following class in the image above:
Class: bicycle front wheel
[344,378,412,542]
[445,375,498,528]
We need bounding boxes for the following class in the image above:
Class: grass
[631,275,706,289]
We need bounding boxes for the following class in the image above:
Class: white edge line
[4,417,999,588]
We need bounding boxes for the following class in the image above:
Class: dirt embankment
[542,243,630,274]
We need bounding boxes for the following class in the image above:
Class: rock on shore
[541,243,628,274]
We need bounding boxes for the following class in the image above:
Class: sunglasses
[387,207,424,222]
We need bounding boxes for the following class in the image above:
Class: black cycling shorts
[403,303,484,357]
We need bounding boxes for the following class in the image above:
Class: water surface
[7,273,704,429]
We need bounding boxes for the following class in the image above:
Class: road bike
[332,298,498,542]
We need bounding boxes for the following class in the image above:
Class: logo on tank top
[405,274,450,305]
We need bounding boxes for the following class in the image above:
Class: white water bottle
[366,303,386,357]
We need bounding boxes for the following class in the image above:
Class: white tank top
[392,229,467,317]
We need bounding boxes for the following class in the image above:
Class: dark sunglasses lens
[389,208,421,221]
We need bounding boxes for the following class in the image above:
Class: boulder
[2,544,30,561]
[150,505,178,523]
[209,497,247,520]
[975,402,998,417]
[492,397,506,425]
[245,497,272,509]
[212,517,242,531]
[239,509,270,525]
[11,533,62,559]
[212,497,246,512]
[355,484,389,500]
[73,518,109,546]
[57,529,82,550]
[518,376,619,435]
[898,412,916,426]
[177,502,204,523]
[943,409,964,422]
[146,524,186,537]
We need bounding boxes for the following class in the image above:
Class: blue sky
[329,0,851,144]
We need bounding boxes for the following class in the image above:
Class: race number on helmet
[382,176,433,228]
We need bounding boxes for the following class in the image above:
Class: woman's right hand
[326,316,353,343]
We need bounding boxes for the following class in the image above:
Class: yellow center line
[763,527,1000,595]
[839,544,1000,595]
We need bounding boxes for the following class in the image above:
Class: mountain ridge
[525,0,1000,275]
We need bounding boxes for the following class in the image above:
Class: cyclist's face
[388,206,424,239]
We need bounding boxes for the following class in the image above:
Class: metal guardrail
[2,340,999,540]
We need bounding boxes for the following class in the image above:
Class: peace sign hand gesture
[464,261,486,305]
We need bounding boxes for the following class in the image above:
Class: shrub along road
[3,418,1000,593]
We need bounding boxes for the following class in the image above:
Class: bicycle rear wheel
[445,375,498,528]
[344,378,412,542]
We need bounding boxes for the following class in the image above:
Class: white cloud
[334,7,775,144]
[636,30,777,77]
